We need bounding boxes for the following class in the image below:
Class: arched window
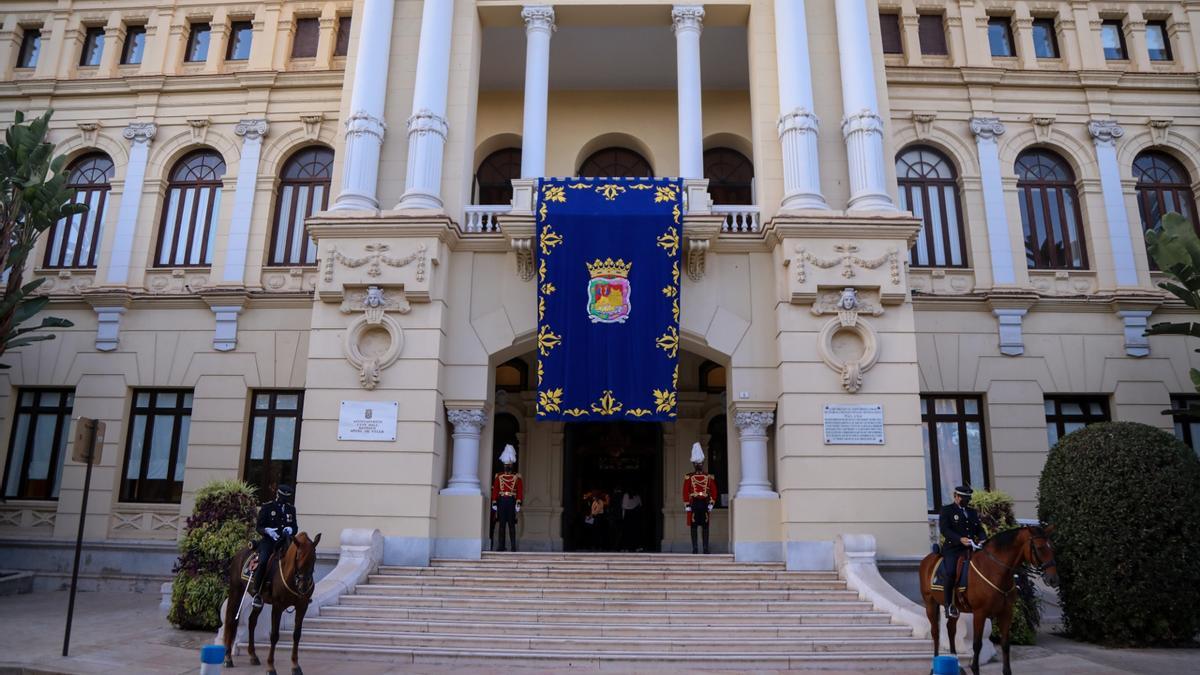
[45,153,114,268]
[577,147,653,178]
[704,148,754,205]
[495,358,528,393]
[268,146,333,266]
[156,150,226,267]
[1134,151,1196,233]
[474,148,521,205]
[1016,149,1087,270]
[896,146,966,268]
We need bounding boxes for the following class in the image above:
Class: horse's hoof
[249,656,260,666]
[292,668,303,675]
[267,671,278,675]
[224,659,233,668]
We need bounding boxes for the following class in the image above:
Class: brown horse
[222,531,321,675]
[919,525,1059,675]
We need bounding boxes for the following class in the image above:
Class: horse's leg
[946,600,958,655]
[267,603,284,675]
[925,597,940,657]
[291,602,306,675]
[222,581,240,667]
[998,604,1015,675]
[970,610,986,675]
[246,603,263,666]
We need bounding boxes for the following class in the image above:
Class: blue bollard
[932,654,961,675]
[200,644,225,674]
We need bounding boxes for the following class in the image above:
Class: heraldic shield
[535,177,682,422]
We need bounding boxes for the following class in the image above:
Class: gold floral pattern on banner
[537,325,561,356]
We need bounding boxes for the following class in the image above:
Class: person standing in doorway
[620,487,643,551]
[491,445,523,551]
[683,443,717,554]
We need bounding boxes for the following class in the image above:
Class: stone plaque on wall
[338,400,399,441]
[823,404,884,445]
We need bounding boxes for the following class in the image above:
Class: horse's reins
[969,531,1053,598]
[276,557,315,599]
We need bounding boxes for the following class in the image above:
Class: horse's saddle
[930,554,970,593]
[240,547,278,587]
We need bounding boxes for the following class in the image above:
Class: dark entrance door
[562,422,662,552]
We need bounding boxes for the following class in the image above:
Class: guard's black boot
[702,526,710,554]
[690,527,698,554]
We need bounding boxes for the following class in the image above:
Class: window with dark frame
[920,395,989,513]
[1133,151,1197,270]
[987,17,1016,57]
[896,146,967,268]
[292,18,319,58]
[121,25,146,65]
[1015,149,1088,270]
[185,23,212,62]
[1031,18,1060,58]
[707,415,729,508]
[226,21,253,60]
[268,146,332,267]
[918,14,948,56]
[1100,20,1128,60]
[473,147,522,206]
[878,12,903,55]
[2,389,74,500]
[243,391,304,502]
[17,29,41,68]
[577,147,653,178]
[1170,396,1200,454]
[699,360,726,394]
[44,153,114,269]
[703,148,754,205]
[1146,21,1172,61]
[334,16,351,57]
[156,150,226,267]
[79,27,105,66]
[495,358,529,393]
[1044,396,1110,447]
[121,390,193,504]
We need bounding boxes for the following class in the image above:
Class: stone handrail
[463,205,510,233]
[712,204,761,232]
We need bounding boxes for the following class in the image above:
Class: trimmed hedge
[972,489,1040,645]
[168,480,259,630]
[1037,422,1200,646]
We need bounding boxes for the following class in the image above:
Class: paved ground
[0,590,1195,674]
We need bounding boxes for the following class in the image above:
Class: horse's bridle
[972,530,1056,598]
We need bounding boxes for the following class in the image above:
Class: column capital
[122,122,158,145]
[734,410,775,436]
[521,5,556,34]
[672,5,705,35]
[1088,119,1125,147]
[447,407,487,433]
[969,117,1006,142]
[234,118,270,142]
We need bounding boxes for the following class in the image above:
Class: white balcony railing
[713,205,761,233]
[463,204,510,233]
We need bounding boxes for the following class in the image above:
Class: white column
[331,0,394,211]
[1089,120,1138,287]
[519,6,554,179]
[734,410,776,498]
[223,119,268,284]
[672,5,705,180]
[443,408,486,495]
[969,118,1017,286]
[774,0,827,210]
[834,0,896,212]
[105,122,156,285]
[397,0,456,209]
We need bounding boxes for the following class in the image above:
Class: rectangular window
[1171,396,1200,455]
[920,396,989,513]
[291,18,319,58]
[1146,21,1172,61]
[918,14,948,56]
[243,391,304,502]
[2,389,74,500]
[1032,18,1060,59]
[226,21,253,60]
[879,12,903,55]
[334,16,351,57]
[987,18,1015,57]
[17,29,41,68]
[79,27,105,67]
[1101,20,1128,60]
[121,25,146,65]
[185,22,211,62]
[1044,396,1110,447]
[121,390,193,503]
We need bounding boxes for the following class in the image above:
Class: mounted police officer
[249,484,298,608]
[938,485,983,618]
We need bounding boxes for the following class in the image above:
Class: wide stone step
[354,583,858,602]
[366,573,846,590]
[319,605,897,626]
[303,616,914,639]
[379,565,835,580]
[335,594,876,612]
[477,552,739,562]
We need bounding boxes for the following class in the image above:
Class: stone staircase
[286,551,932,669]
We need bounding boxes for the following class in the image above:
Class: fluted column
[672,5,705,179]
[443,408,486,495]
[969,118,1017,286]
[331,0,393,211]
[1089,120,1138,287]
[223,119,268,284]
[774,0,827,210]
[520,6,554,179]
[735,411,777,498]
[834,0,896,212]
[105,122,156,285]
[398,0,456,209]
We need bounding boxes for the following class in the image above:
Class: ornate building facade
[1,0,1197,582]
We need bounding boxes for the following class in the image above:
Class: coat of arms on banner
[586,258,632,324]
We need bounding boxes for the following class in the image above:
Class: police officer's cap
[276,484,294,497]
[953,485,973,497]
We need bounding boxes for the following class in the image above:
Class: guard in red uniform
[683,443,717,554]
[491,444,524,551]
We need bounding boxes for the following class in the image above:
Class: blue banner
[535,178,682,422]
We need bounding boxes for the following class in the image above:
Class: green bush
[973,489,1040,646]
[1037,422,1200,646]
[168,480,259,630]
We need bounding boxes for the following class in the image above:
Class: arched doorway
[562,422,663,552]
[577,147,654,178]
